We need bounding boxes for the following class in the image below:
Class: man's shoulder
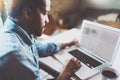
[0,32,20,57]
[0,32,17,44]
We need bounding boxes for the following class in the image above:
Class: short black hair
[9,0,46,18]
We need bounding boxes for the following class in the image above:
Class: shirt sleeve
[34,40,61,57]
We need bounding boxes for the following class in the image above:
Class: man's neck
[10,17,31,35]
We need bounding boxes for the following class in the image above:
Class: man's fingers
[76,59,81,68]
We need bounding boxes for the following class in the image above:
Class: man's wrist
[57,70,73,80]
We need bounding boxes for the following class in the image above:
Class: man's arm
[35,39,77,57]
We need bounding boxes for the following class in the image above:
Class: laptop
[54,20,120,79]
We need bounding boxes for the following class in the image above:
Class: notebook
[54,20,120,79]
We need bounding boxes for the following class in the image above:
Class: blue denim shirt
[0,17,61,80]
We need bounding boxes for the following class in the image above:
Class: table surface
[39,28,120,80]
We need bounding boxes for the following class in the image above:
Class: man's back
[0,18,40,80]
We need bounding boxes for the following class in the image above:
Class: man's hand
[64,58,81,73]
[57,58,81,80]
[61,39,78,49]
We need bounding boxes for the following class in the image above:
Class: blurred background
[0,0,120,35]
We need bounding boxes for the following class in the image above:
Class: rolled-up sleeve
[35,40,61,57]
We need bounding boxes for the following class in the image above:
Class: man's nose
[45,15,49,24]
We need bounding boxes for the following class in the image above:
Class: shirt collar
[4,17,33,46]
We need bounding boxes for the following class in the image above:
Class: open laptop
[54,20,120,79]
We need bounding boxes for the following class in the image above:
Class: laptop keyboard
[69,49,102,69]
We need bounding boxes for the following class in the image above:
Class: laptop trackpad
[75,62,100,80]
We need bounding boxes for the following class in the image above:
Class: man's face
[29,0,51,36]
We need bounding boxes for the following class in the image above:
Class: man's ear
[22,8,31,20]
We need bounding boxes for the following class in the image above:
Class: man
[0,0,81,80]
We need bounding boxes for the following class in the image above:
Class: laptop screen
[79,20,120,63]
